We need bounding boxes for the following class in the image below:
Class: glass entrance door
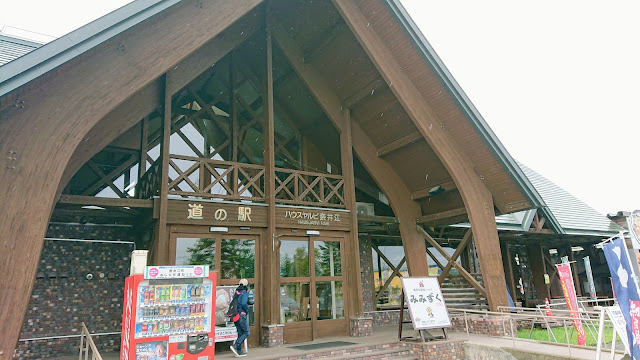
[278,236,346,343]
[172,233,259,345]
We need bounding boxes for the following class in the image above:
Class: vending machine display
[121,265,216,360]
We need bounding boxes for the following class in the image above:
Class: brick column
[261,324,284,347]
[349,317,373,337]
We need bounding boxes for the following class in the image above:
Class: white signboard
[144,265,209,279]
[401,277,451,330]
[605,304,630,354]
[215,326,238,342]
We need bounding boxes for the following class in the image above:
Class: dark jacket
[236,286,249,315]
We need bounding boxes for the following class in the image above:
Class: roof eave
[0,0,181,98]
[384,0,545,210]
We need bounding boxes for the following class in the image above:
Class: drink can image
[147,323,153,334]
[141,323,147,333]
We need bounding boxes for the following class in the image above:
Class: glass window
[280,241,309,277]
[314,241,342,277]
[220,239,255,279]
[280,282,311,323]
[176,237,215,269]
[316,281,344,320]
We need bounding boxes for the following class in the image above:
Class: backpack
[226,293,240,322]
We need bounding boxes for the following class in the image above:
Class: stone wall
[13,223,134,359]
[365,309,409,327]
[450,315,515,337]
[408,339,465,360]
[358,234,375,312]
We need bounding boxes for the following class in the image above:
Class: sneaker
[230,345,240,357]
[238,352,247,357]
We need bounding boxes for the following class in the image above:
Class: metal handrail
[78,322,104,360]
[447,307,624,358]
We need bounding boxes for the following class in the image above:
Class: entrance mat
[289,341,356,351]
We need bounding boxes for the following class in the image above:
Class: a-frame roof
[0,0,544,222]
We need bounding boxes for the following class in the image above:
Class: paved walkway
[57,325,628,359]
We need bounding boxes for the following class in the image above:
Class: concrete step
[330,347,414,359]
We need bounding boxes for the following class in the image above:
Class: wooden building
[0,0,545,356]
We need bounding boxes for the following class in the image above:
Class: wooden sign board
[275,207,350,231]
[163,200,268,227]
[401,277,451,330]
[161,199,350,231]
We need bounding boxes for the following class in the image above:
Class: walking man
[230,279,250,357]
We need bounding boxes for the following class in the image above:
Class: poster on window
[401,277,450,330]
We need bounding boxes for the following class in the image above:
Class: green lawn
[517,324,621,347]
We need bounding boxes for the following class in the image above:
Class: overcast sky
[1,0,638,216]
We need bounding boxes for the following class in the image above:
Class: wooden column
[271,25,429,277]
[262,22,278,325]
[565,245,582,297]
[332,0,508,311]
[501,242,518,303]
[526,241,550,302]
[340,108,364,317]
[138,116,149,182]
[155,73,172,265]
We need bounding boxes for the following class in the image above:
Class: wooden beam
[411,180,457,200]
[58,195,153,208]
[343,78,385,108]
[272,22,429,276]
[417,207,467,225]
[139,116,149,182]
[376,131,423,157]
[332,0,508,311]
[417,226,486,297]
[59,12,262,198]
[340,108,364,317]
[167,12,262,95]
[425,247,445,270]
[437,229,472,283]
[374,257,406,304]
[357,215,398,224]
[156,74,172,266]
[303,21,348,63]
[354,177,388,205]
[527,241,550,301]
[263,19,278,325]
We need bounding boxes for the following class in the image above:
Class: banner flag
[557,263,587,345]
[603,236,640,359]
[583,256,597,300]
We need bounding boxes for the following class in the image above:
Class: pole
[595,306,605,360]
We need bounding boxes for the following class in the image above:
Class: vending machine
[120,265,216,360]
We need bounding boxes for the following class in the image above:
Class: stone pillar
[261,324,284,348]
[349,317,373,337]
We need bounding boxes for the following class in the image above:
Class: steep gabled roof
[519,163,624,237]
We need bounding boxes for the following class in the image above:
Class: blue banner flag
[603,236,640,358]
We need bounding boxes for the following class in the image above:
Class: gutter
[384,0,546,210]
[0,0,181,97]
